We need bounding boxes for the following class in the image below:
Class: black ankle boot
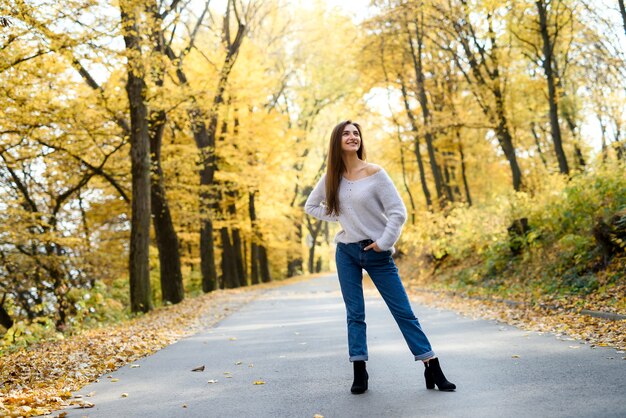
[424,357,456,391]
[351,360,368,394]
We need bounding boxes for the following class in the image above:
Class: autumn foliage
[0,0,625,414]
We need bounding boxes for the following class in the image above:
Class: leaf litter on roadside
[0,287,264,417]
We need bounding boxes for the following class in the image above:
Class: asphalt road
[59,274,626,418]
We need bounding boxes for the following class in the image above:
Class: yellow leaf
[511,355,520,358]
[110,378,119,382]
[253,380,265,385]
[121,393,129,398]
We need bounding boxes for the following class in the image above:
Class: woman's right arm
[304,174,339,222]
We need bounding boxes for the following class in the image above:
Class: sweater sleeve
[374,170,407,251]
[304,174,339,222]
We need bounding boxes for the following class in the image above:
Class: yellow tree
[0,8,128,328]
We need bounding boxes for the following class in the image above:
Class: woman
[304,120,456,394]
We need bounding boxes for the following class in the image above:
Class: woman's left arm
[374,170,408,251]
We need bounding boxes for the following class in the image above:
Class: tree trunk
[146,0,184,304]
[259,244,272,283]
[220,226,240,288]
[287,222,303,277]
[562,110,586,169]
[406,17,446,205]
[399,78,432,210]
[441,155,460,202]
[231,227,245,285]
[161,0,245,293]
[619,0,626,37]
[250,241,260,284]
[306,218,323,274]
[226,188,246,285]
[200,209,218,292]
[248,191,260,285]
[443,7,523,192]
[121,0,152,313]
[248,189,271,283]
[149,113,184,304]
[456,131,472,206]
[0,297,13,330]
[163,54,218,292]
[494,91,523,191]
[537,0,569,175]
[530,122,549,168]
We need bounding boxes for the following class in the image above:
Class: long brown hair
[325,120,366,216]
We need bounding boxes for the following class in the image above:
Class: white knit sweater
[304,169,407,253]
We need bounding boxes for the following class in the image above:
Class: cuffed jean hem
[349,355,368,362]
[414,350,435,361]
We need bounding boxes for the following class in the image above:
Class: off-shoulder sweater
[304,169,407,253]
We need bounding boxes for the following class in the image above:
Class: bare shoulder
[365,163,383,176]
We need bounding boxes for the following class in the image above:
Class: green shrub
[402,162,626,297]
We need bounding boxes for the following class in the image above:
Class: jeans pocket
[367,249,392,264]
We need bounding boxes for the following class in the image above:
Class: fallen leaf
[58,412,69,417]
[0,283,264,417]
[234,361,242,365]
[86,391,96,397]
[76,402,95,409]
[130,365,140,369]
[121,393,128,398]
[229,337,237,341]
[110,378,119,382]
[511,355,520,358]
[568,346,580,349]
[207,379,218,384]
[253,380,265,385]
[191,365,205,372]
[182,404,188,408]
[314,415,324,418]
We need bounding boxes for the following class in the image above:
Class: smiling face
[341,124,361,153]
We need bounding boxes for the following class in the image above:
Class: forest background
[0,0,625,356]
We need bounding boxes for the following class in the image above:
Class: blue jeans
[335,239,435,362]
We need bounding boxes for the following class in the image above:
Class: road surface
[59,274,626,418]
